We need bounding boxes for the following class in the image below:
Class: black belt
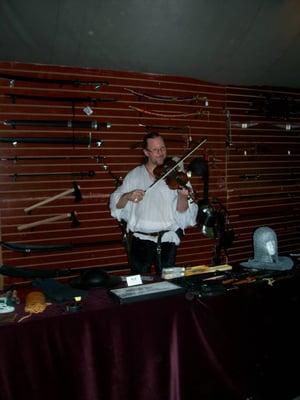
[133,230,169,237]
[133,228,183,239]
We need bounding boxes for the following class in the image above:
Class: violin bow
[146,137,208,192]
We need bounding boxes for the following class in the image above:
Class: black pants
[130,236,177,275]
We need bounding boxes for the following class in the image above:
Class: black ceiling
[1,0,300,89]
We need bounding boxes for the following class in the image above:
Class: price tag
[126,274,143,287]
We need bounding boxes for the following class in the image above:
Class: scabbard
[12,170,95,180]
[6,93,117,104]
[0,72,109,88]
[225,110,232,147]
[240,192,294,199]
[239,174,261,180]
[0,239,122,253]
[0,136,103,146]
[0,264,74,279]
[1,155,103,162]
[1,242,72,253]
[3,119,111,130]
[139,123,190,131]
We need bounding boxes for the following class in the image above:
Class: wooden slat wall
[0,61,299,287]
[225,85,300,264]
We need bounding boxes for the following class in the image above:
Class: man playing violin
[109,132,198,275]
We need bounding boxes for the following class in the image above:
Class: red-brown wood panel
[225,85,300,265]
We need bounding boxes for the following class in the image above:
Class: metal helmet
[241,226,293,270]
[253,226,278,264]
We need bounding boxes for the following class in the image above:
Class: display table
[1,274,300,400]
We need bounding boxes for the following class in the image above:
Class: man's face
[143,137,167,166]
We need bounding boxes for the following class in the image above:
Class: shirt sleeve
[172,179,198,229]
[174,197,198,229]
[109,168,139,221]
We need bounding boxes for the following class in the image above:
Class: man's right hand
[116,189,145,208]
[128,189,145,203]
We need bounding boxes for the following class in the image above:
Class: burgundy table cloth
[0,278,300,400]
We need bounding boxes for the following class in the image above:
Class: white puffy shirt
[109,165,198,244]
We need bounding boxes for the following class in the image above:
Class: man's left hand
[177,187,189,197]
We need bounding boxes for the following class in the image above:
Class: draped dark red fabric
[1,279,300,400]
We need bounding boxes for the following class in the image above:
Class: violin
[153,157,198,201]
[153,157,189,190]
[146,137,207,198]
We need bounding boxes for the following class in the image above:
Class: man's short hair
[142,132,162,150]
